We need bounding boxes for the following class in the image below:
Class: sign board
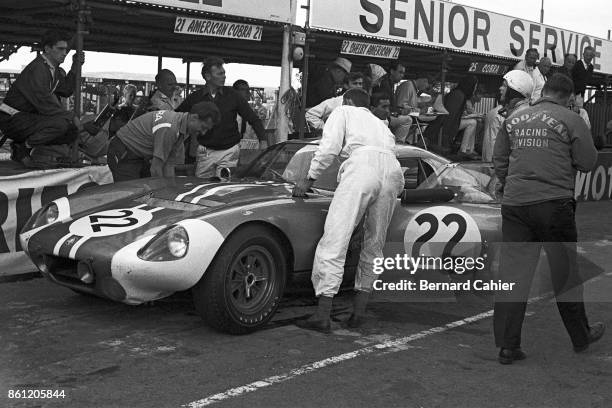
[174,16,263,41]
[467,62,508,75]
[341,40,401,59]
[128,0,293,24]
[575,152,612,201]
[310,0,612,74]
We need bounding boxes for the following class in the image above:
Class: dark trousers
[107,137,150,182]
[493,198,590,349]
[0,111,76,145]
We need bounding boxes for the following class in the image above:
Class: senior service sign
[128,0,294,24]
[310,0,612,74]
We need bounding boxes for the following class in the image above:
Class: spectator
[150,69,180,111]
[395,75,430,113]
[372,61,405,106]
[372,62,414,143]
[305,72,364,131]
[306,57,352,107]
[567,93,591,129]
[109,84,137,137]
[492,73,603,364]
[423,75,478,155]
[370,92,392,125]
[531,57,552,102]
[176,57,266,178]
[0,29,84,167]
[364,64,386,94]
[572,46,596,100]
[514,48,539,75]
[108,102,219,181]
[232,79,260,145]
[558,53,577,78]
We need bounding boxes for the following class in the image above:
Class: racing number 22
[89,210,138,233]
[411,213,467,257]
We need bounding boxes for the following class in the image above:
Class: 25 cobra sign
[310,0,612,74]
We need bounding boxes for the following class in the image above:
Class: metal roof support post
[157,45,162,72]
[437,50,449,148]
[276,23,292,144]
[72,0,88,162]
[298,0,311,140]
[185,60,191,98]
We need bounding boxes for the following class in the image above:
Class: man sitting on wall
[0,30,84,168]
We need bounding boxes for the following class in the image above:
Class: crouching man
[0,30,84,167]
[108,102,219,181]
[293,88,405,332]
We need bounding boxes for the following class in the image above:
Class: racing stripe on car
[189,184,267,204]
[175,183,221,201]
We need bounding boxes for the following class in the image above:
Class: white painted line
[182,292,552,408]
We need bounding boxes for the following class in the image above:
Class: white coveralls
[308,105,405,297]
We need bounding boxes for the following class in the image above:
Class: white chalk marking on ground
[182,293,553,408]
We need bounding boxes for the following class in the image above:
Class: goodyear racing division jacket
[493,97,598,206]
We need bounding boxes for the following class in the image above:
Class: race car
[20,140,502,334]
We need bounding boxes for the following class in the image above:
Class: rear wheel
[192,225,287,334]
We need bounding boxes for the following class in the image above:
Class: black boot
[347,290,370,328]
[296,296,333,333]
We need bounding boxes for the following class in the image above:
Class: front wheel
[192,225,288,334]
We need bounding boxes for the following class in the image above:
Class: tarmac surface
[1,201,611,408]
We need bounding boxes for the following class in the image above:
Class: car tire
[192,225,288,334]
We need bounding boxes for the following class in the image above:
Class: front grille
[44,255,94,288]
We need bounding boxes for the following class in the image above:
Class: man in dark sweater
[0,30,84,165]
[176,57,265,178]
[492,73,604,365]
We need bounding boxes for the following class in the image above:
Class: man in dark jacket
[176,57,265,178]
[492,73,604,365]
[0,30,84,165]
[306,57,352,108]
[572,46,595,100]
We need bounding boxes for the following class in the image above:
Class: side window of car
[398,157,420,189]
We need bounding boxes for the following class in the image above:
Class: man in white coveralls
[293,88,405,333]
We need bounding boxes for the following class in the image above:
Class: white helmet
[503,70,534,98]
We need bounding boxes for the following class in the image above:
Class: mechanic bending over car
[492,73,604,365]
[107,102,220,181]
[293,88,405,333]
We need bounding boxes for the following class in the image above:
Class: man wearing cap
[306,57,351,108]
[108,101,219,181]
[492,73,604,365]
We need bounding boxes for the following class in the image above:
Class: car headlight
[138,225,189,262]
[24,203,59,231]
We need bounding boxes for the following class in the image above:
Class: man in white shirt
[293,88,405,333]
[305,72,365,131]
[531,57,552,103]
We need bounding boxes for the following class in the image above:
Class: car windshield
[236,142,497,203]
[417,160,498,204]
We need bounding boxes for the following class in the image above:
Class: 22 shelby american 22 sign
[310,0,612,74]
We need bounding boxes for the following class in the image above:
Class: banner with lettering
[0,166,113,277]
[127,0,294,24]
[341,40,401,59]
[174,17,263,41]
[310,0,612,74]
[575,152,612,201]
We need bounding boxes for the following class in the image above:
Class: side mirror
[401,188,455,204]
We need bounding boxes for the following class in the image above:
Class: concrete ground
[1,201,611,408]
